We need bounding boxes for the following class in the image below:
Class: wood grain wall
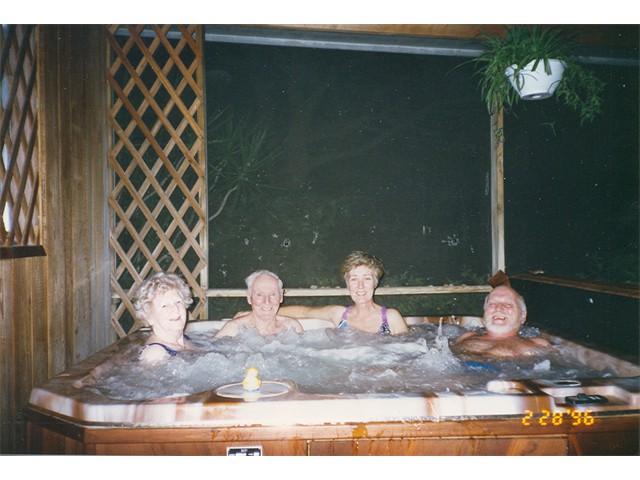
[0,25,112,454]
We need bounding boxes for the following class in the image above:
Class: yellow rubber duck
[242,367,262,392]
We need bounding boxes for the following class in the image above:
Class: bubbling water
[90,324,616,401]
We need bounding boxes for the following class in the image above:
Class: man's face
[247,274,283,320]
[482,287,526,338]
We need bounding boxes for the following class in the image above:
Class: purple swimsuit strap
[339,305,390,334]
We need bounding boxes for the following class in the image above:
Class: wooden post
[195,25,208,319]
[490,109,505,274]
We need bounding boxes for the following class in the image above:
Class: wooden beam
[206,285,492,298]
[511,273,640,299]
[257,24,639,49]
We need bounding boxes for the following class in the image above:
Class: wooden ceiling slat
[260,24,639,49]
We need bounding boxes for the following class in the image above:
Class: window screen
[205,39,492,315]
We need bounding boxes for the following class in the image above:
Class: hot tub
[26,318,640,455]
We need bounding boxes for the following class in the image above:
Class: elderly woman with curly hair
[131,271,194,363]
[278,251,408,335]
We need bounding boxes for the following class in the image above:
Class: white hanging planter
[504,59,565,100]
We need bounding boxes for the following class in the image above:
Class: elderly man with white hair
[215,270,303,338]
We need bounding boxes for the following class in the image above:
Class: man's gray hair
[483,286,527,314]
[245,270,283,293]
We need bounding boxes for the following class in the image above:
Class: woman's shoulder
[383,307,409,333]
[383,305,402,316]
[139,343,169,363]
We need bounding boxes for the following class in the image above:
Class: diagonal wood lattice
[0,25,40,248]
[107,25,207,337]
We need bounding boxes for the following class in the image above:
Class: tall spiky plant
[207,109,281,221]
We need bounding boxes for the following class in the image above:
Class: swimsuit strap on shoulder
[145,342,180,356]
[338,305,352,329]
[138,336,189,359]
[378,305,391,335]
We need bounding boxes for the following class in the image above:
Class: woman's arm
[386,308,409,335]
[278,304,345,327]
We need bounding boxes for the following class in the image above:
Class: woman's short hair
[132,272,193,326]
[339,251,385,286]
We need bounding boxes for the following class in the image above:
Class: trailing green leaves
[470,26,604,124]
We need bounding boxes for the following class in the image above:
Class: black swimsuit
[139,334,190,358]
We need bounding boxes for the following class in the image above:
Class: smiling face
[147,288,188,336]
[346,265,378,304]
[482,286,527,338]
[247,273,283,321]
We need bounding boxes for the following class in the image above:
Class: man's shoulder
[454,330,481,344]
[528,336,551,347]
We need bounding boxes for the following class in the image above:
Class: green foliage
[577,251,640,285]
[382,271,426,288]
[207,109,282,220]
[555,64,605,125]
[447,265,490,286]
[208,187,355,288]
[471,26,605,125]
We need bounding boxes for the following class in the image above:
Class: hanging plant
[471,25,605,125]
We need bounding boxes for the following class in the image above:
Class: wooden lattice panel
[0,25,40,247]
[106,25,207,337]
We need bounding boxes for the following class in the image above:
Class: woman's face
[346,265,377,303]
[147,288,187,335]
